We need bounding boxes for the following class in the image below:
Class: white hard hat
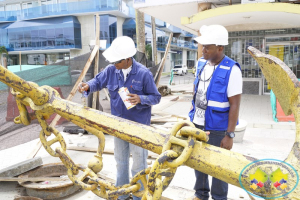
[103,36,137,62]
[194,25,228,46]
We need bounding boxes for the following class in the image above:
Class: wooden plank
[151,16,157,65]
[154,33,173,86]
[151,114,186,123]
[151,118,185,123]
[27,44,100,159]
[92,14,100,109]
[135,10,146,65]
[151,115,172,121]
[0,177,70,182]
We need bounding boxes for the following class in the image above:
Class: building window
[99,15,117,48]
[225,37,264,79]
[4,16,81,51]
[187,51,196,68]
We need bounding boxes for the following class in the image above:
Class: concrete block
[0,157,42,178]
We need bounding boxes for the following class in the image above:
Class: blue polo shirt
[85,58,161,125]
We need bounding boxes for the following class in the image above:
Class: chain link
[14,93,208,199]
[142,121,202,199]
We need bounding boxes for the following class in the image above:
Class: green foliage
[145,44,152,60]
[0,46,7,54]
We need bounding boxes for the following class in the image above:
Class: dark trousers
[194,124,228,200]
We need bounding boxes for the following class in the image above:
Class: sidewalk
[0,82,296,200]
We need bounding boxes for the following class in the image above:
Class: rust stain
[243,155,257,162]
[204,147,221,153]
[293,142,300,159]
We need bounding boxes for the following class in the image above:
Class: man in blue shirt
[189,25,242,200]
[78,36,161,200]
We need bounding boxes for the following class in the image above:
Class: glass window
[4,16,81,51]
[15,32,23,49]
[55,28,63,38]
[8,31,16,49]
[32,1,39,7]
[31,30,39,48]
[39,30,47,47]
[64,27,74,47]
[100,15,117,47]
[27,3,32,9]
[6,4,21,11]
[74,27,81,39]
[101,0,107,8]
[55,28,64,46]
[22,3,27,10]
[24,31,31,48]
[226,37,263,78]
[46,29,55,47]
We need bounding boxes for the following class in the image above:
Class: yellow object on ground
[0,47,300,199]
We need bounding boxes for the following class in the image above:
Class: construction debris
[0,157,42,178]
[14,196,42,200]
[18,163,81,200]
[63,125,88,134]
[157,85,171,96]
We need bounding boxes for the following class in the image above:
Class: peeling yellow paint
[248,46,300,199]
[1,58,300,199]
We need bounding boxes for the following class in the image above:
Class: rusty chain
[13,90,209,199]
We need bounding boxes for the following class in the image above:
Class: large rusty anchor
[0,46,299,199]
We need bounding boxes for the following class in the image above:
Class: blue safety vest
[189,56,241,131]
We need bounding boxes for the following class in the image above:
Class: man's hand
[127,94,141,105]
[78,82,89,93]
[220,135,233,150]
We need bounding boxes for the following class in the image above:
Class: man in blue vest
[78,36,161,200]
[188,25,242,200]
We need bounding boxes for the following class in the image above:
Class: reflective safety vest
[189,56,241,131]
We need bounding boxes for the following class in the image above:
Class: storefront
[225,28,300,95]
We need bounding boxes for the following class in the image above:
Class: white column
[117,16,125,37]
[70,15,95,57]
[182,49,187,66]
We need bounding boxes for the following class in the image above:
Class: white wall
[70,15,95,58]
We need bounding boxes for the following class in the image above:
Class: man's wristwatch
[225,131,235,138]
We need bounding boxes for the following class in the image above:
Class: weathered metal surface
[18,163,81,199]
[1,51,300,199]
[0,64,256,194]
[248,46,300,199]
[26,184,81,200]
[0,68,49,106]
